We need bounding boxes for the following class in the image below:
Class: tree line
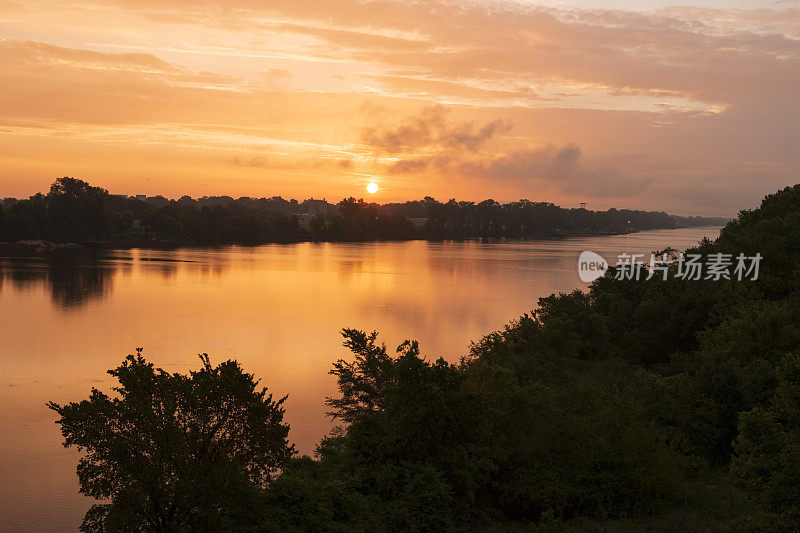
[0,177,726,246]
[49,183,800,531]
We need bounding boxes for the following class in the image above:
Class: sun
[366,182,379,194]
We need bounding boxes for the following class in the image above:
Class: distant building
[306,198,328,215]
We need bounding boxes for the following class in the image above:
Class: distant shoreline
[0,225,724,255]
[0,178,730,251]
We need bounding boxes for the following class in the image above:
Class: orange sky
[2,0,799,215]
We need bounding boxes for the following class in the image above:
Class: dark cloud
[364,107,652,199]
[362,105,511,154]
[457,144,653,198]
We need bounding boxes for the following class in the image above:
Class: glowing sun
[366,182,379,194]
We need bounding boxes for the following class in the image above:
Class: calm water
[0,227,720,531]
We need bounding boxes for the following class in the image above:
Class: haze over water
[0,227,719,531]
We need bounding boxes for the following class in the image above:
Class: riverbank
[0,228,654,254]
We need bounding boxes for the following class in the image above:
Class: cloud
[9,1,800,107]
[0,39,180,73]
[457,144,654,198]
[264,68,292,79]
[231,155,268,167]
[362,106,651,199]
[362,105,511,154]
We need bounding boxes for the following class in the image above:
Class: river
[0,227,720,531]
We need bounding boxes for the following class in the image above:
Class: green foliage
[325,330,394,423]
[322,331,481,530]
[458,183,800,525]
[268,329,683,531]
[716,184,800,297]
[48,349,295,532]
[732,352,800,530]
[466,343,683,521]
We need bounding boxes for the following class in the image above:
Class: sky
[2,0,799,215]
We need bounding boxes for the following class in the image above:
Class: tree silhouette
[48,350,295,532]
[47,177,110,241]
[1,177,726,245]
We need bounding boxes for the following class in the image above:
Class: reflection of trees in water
[1,248,235,308]
[48,263,112,308]
[138,255,227,280]
[0,252,114,308]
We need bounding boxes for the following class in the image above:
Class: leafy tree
[4,193,48,240]
[325,330,394,422]
[322,331,475,530]
[274,329,683,531]
[732,351,800,530]
[48,350,295,532]
[47,177,110,241]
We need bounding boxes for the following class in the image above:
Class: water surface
[0,227,720,531]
